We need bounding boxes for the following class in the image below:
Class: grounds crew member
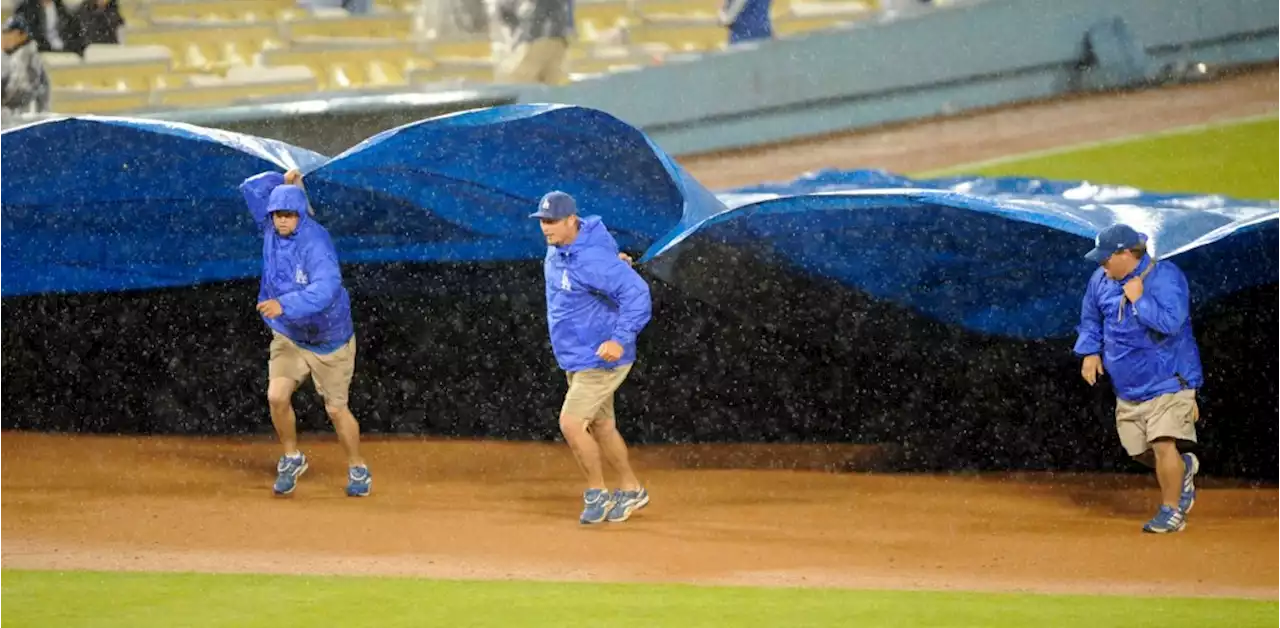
[1074,224,1202,533]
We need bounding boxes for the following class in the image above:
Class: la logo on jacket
[559,269,571,291]
[295,266,309,285]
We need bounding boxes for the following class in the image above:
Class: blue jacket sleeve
[1072,275,1104,356]
[240,171,285,230]
[276,235,343,318]
[586,256,652,347]
[1132,266,1190,336]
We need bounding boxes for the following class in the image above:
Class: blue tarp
[654,168,1278,338]
[0,115,327,295]
[1,105,709,294]
[2,106,1276,339]
[300,103,715,265]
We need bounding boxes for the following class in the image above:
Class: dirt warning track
[2,433,1275,599]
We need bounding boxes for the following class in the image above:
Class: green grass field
[2,570,1274,628]
[919,116,1279,200]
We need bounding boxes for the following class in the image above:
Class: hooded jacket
[544,215,651,372]
[1073,255,1204,402]
[240,171,353,354]
[2,19,49,114]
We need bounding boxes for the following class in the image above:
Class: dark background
[4,247,1275,481]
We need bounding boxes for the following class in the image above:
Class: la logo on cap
[541,199,552,210]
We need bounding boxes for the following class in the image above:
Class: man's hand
[596,340,624,362]
[618,252,634,267]
[284,169,303,186]
[1081,354,1104,386]
[257,299,284,319]
[1123,276,1144,303]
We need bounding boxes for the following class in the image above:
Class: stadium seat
[154,64,318,108]
[285,14,415,41]
[49,88,151,114]
[264,42,427,89]
[408,58,494,85]
[372,0,416,13]
[83,43,173,64]
[573,0,632,42]
[122,23,283,72]
[633,0,719,21]
[46,45,172,91]
[785,0,875,18]
[145,0,298,23]
[426,37,495,62]
[41,52,83,68]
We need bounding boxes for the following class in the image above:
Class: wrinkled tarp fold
[3,107,1276,339]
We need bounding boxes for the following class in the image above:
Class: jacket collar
[1121,255,1152,281]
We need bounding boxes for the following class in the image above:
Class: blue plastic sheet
[0,115,327,295]
[660,168,1278,338]
[3,108,1276,339]
[300,103,715,265]
[1,105,711,295]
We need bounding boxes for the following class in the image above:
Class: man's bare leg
[591,416,640,491]
[325,404,365,467]
[1151,438,1185,508]
[560,413,607,489]
[267,377,299,455]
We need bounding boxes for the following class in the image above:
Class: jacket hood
[564,215,618,254]
[266,185,311,224]
[263,185,313,236]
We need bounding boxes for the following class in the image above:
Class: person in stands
[2,15,51,116]
[13,0,86,56]
[491,0,573,85]
[76,0,125,45]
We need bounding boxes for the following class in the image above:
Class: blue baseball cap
[529,191,577,220]
[1085,224,1146,263]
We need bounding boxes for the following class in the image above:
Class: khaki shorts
[269,332,356,407]
[561,363,633,431]
[1115,389,1199,456]
[495,37,568,85]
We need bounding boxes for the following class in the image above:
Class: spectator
[2,15,51,116]
[14,0,86,56]
[76,0,124,46]
[719,0,773,45]
[489,0,572,85]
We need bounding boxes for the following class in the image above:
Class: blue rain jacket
[240,171,354,354]
[544,216,652,372]
[723,0,773,43]
[1073,255,1204,402]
